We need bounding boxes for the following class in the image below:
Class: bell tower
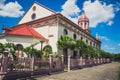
[96,33,100,40]
[78,10,90,33]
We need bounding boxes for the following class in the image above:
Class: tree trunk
[63,49,68,65]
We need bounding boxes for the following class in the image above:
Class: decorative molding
[58,19,101,47]
[28,14,101,48]
[31,18,58,28]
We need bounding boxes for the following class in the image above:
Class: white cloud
[104,45,108,47]
[83,0,115,27]
[101,36,109,41]
[0,0,5,8]
[106,47,116,50]
[61,0,81,24]
[0,0,24,17]
[107,21,113,26]
[102,45,115,50]
[118,43,120,46]
[60,0,117,27]
[0,0,5,4]
[115,1,120,11]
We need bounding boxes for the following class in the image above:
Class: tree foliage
[86,45,96,58]
[57,35,114,58]
[0,42,16,59]
[23,44,42,58]
[0,43,4,54]
[76,40,87,57]
[112,53,120,61]
[57,35,75,50]
[42,47,52,58]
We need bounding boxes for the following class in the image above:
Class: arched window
[81,23,83,26]
[85,22,86,26]
[16,44,23,58]
[16,44,23,50]
[43,45,52,52]
[63,29,68,35]
[90,41,92,46]
[86,39,88,44]
[73,51,77,59]
[81,37,83,40]
[73,33,77,40]
[43,45,52,57]
[94,43,96,48]
[33,6,36,11]
[31,13,36,20]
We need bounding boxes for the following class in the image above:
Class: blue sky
[0,0,120,53]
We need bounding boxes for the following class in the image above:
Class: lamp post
[40,41,44,51]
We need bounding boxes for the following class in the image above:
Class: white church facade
[0,2,101,57]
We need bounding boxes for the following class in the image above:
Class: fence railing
[35,58,50,70]
[70,57,111,70]
[0,51,111,80]
[0,52,64,80]
[7,58,31,72]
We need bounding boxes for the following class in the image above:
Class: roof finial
[82,10,85,14]
[2,25,5,30]
[96,33,99,40]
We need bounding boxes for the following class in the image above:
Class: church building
[0,2,101,58]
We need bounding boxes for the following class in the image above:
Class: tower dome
[78,10,89,22]
[78,14,89,22]
[78,10,90,33]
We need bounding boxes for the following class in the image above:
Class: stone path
[32,62,120,80]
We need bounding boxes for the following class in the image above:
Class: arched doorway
[73,51,77,59]
[43,45,52,58]
[63,49,68,65]
[15,44,23,58]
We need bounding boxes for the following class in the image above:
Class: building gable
[18,2,55,24]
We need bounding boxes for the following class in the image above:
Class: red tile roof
[4,25,47,41]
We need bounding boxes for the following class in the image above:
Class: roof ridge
[34,1,56,13]
[25,25,47,41]
[25,25,35,38]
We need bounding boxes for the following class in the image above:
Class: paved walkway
[31,62,120,80]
